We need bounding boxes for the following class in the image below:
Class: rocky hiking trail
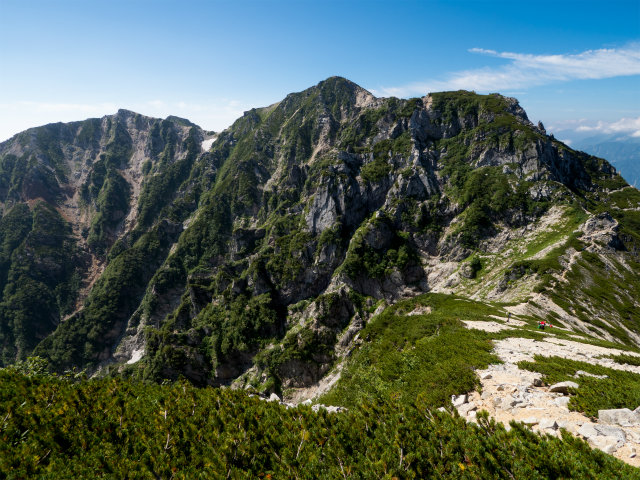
[455,317,640,467]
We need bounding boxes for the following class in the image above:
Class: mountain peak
[116,108,138,118]
[315,76,367,92]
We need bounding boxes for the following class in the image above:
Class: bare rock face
[231,228,265,258]
[599,409,640,427]
[581,212,623,250]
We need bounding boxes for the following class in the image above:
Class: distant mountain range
[571,134,640,187]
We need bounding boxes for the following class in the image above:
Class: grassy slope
[320,294,502,407]
[321,293,640,421]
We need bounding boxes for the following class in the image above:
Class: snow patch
[126,348,144,364]
[201,137,216,151]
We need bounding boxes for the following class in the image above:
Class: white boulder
[548,381,579,394]
[598,408,640,427]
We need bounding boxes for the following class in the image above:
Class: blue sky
[1,0,639,143]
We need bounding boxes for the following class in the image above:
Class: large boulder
[458,402,477,416]
[594,424,627,446]
[578,423,598,440]
[451,394,468,407]
[538,418,559,431]
[589,436,620,455]
[598,408,640,427]
[548,381,579,394]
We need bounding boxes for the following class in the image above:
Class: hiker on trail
[507,312,511,323]
[538,321,546,330]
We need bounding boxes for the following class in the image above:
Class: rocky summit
[1,77,640,471]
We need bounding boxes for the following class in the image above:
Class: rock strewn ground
[493,336,640,374]
[458,324,640,467]
[454,363,639,467]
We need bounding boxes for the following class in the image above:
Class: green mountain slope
[1,77,640,474]
[0,111,207,365]
[0,77,637,398]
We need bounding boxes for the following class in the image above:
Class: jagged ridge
[0,77,637,399]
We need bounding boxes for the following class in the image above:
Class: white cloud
[548,117,640,143]
[374,45,640,97]
[575,117,640,137]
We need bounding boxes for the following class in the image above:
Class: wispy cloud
[548,116,640,141]
[574,117,640,138]
[375,45,640,97]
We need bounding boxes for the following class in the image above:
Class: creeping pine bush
[518,355,640,419]
[0,369,634,479]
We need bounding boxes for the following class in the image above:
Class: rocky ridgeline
[455,320,640,466]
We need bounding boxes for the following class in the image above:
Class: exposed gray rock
[555,397,571,408]
[556,421,581,436]
[598,408,640,427]
[326,406,345,413]
[231,228,266,258]
[589,436,619,455]
[458,402,477,416]
[580,212,622,250]
[522,417,539,425]
[629,430,640,443]
[548,381,579,394]
[268,393,281,402]
[578,423,598,440]
[451,394,468,407]
[539,418,558,430]
[312,404,346,413]
[493,397,518,409]
[594,424,626,446]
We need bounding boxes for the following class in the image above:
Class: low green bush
[0,368,633,478]
[518,355,640,419]
[321,294,501,407]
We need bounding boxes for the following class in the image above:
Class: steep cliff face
[0,111,207,364]
[1,77,638,395]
